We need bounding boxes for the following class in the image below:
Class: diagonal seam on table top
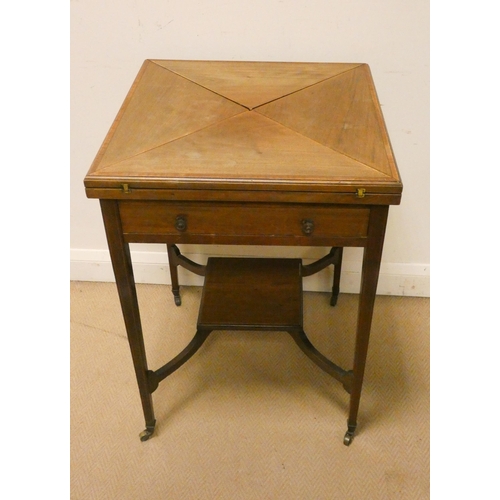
[254,65,396,178]
[251,112,393,178]
[90,61,396,182]
[253,99,394,178]
[92,112,393,179]
[94,61,247,170]
[150,59,364,111]
[146,61,396,179]
[149,60,252,111]
[93,111,392,180]
[91,111,250,173]
[249,64,365,111]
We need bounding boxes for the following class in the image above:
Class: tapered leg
[331,247,343,306]
[100,200,156,441]
[166,244,182,306]
[344,206,389,446]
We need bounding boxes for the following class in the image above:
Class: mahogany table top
[85,60,402,204]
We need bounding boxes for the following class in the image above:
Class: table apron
[119,201,370,247]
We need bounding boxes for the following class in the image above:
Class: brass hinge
[355,188,366,198]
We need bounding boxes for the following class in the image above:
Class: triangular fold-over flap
[152,60,362,109]
[97,60,246,169]
[256,65,396,177]
[95,112,387,183]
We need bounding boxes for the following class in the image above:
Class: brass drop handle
[174,215,187,232]
[301,219,315,235]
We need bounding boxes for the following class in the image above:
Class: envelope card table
[84,60,402,445]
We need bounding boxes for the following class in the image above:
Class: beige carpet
[71,281,429,499]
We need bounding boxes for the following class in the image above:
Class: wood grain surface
[85,60,402,203]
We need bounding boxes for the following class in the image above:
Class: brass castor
[343,422,356,446]
[139,422,156,442]
[174,295,182,306]
[343,431,355,446]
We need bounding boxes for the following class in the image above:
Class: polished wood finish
[196,257,353,392]
[99,200,156,440]
[85,60,401,202]
[95,62,245,170]
[198,258,303,331]
[147,254,350,396]
[146,328,212,394]
[85,60,402,445]
[331,248,344,306]
[119,201,370,246]
[152,60,362,110]
[256,65,397,178]
[301,247,341,277]
[348,205,389,431]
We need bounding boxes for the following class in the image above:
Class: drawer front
[119,201,370,245]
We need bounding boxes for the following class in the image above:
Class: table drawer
[119,201,370,244]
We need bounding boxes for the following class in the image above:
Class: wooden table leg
[331,247,343,306]
[165,244,207,307]
[100,200,156,441]
[344,205,389,446]
[166,244,182,306]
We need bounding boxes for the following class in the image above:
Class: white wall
[70,0,429,296]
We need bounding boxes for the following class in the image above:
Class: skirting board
[70,248,429,297]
